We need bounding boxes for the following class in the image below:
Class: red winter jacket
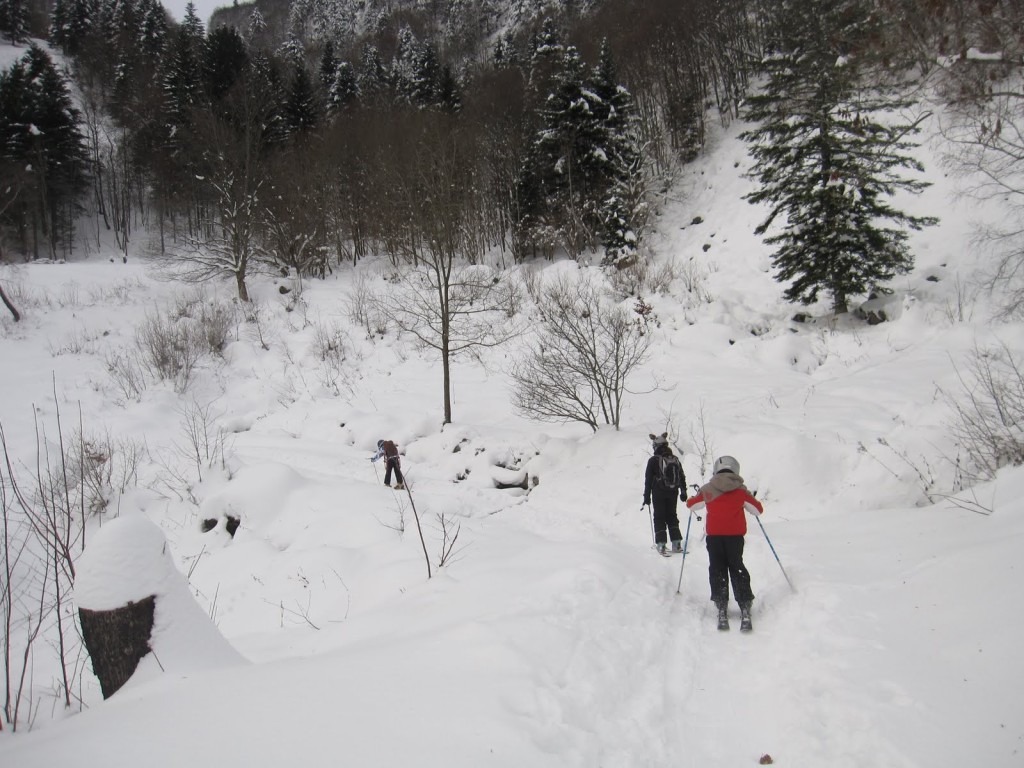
[686,471,763,536]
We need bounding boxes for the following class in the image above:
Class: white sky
[0,36,1021,766]
[162,0,231,26]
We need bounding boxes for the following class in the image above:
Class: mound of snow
[75,515,245,690]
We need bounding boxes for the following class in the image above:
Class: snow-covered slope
[0,98,1021,766]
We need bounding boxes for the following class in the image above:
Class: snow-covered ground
[1,68,1021,765]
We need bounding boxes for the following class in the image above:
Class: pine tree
[591,41,644,266]
[51,0,99,56]
[204,25,248,104]
[741,0,937,314]
[162,20,204,138]
[357,44,387,105]
[0,0,29,45]
[284,62,321,136]
[435,65,461,113]
[392,25,419,104]
[49,0,69,48]
[0,46,89,256]
[533,45,608,257]
[246,7,266,43]
[139,0,168,57]
[24,45,90,207]
[0,54,33,168]
[159,3,207,214]
[526,16,563,111]
[319,39,337,92]
[327,60,358,112]
[411,41,439,108]
[180,0,204,41]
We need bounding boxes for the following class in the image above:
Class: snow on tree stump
[79,596,156,699]
[75,516,245,700]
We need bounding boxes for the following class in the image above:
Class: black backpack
[658,454,683,490]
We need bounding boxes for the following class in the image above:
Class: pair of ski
[654,545,687,557]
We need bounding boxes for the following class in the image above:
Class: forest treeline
[0,0,760,280]
[0,0,1022,302]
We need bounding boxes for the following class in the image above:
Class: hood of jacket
[700,471,746,502]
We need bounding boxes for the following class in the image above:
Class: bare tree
[375,114,523,424]
[382,262,522,424]
[0,278,19,321]
[434,512,464,568]
[929,1,1024,316]
[0,167,24,321]
[167,167,270,303]
[510,273,651,431]
[0,398,89,728]
[162,52,280,302]
[263,147,332,283]
[945,339,1024,482]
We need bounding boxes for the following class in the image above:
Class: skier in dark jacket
[371,439,405,490]
[686,455,764,631]
[643,433,687,555]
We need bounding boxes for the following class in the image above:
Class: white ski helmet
[713,455,740,475]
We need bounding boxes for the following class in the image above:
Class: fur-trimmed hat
[649,432,669,450]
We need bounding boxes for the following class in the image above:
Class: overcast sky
[163,0,230,26]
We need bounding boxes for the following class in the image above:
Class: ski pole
[644,502,656,545]
[675,507,693,594]
[752,512,796,592]
[403,480,431,580]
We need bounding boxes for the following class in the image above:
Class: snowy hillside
[1,79,1022,767]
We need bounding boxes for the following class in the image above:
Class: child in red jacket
[686,455,763,631]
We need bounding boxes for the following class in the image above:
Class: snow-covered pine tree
[139,0,168,57]
[535,44,605,257]
[0,45,89,256]
[50,0,99,57]
[319,39,337,92]
[158,2,207,218]
[392,25,419,105]
[741,0,937,314]
[357,44,388,106]
[0,0,29,45]
[162,5,205,141]
[328,60,358,112]
[590,39,644,267]
[411,41,440,109]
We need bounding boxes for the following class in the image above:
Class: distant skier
[643,433,687,556]
[686,455,763,631]
[371,439,405,490]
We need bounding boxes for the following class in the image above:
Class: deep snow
[1,42,1022,765]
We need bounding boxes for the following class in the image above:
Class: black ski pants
[706,534,754,604]
[385,457,404,486]
[651,490,682,545]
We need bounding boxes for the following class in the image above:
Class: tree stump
[79,596,156,699]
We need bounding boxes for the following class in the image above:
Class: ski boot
[739,601,753,632]
[716,601,729,631]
